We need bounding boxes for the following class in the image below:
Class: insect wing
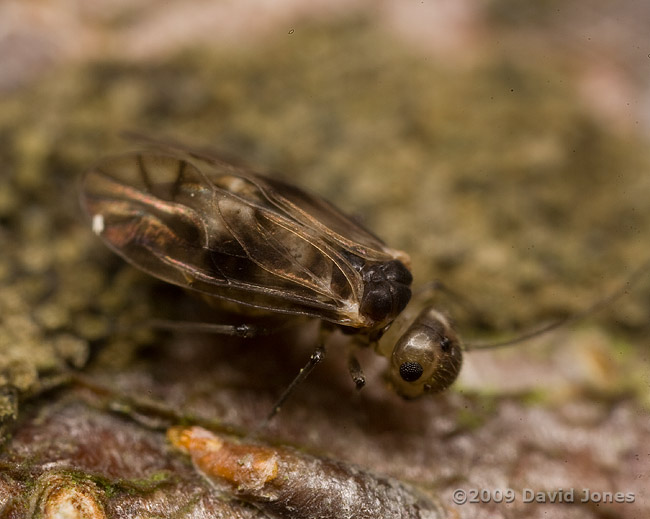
[248,174,409,265]
[122,134,410,266]
[81,152,398,326]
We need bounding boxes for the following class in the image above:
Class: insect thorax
[357,259,412,330]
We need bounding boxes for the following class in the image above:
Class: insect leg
[145,319,283,339]
[347,336,367,389]
[260,326,332,427]
[347,354,366,389]
[262,344,326,425]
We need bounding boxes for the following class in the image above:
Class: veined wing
[121,133,410,266]
[81,150,409,328]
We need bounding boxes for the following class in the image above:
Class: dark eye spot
[399,362,424,382]
[440,337,451,352]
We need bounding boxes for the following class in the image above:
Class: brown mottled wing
[81,150,406,327]
[243,173,410,264]
[121,133,410,265]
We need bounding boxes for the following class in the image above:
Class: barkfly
[80,136,462,406]
[80,136,648,411]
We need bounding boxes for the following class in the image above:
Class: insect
[80,136,647,408]
[80,136,462,404]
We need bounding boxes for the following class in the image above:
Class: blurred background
[1,1,649,518]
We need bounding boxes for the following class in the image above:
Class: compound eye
[399,361,424,382]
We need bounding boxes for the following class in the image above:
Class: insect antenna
[464,258,650,352]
